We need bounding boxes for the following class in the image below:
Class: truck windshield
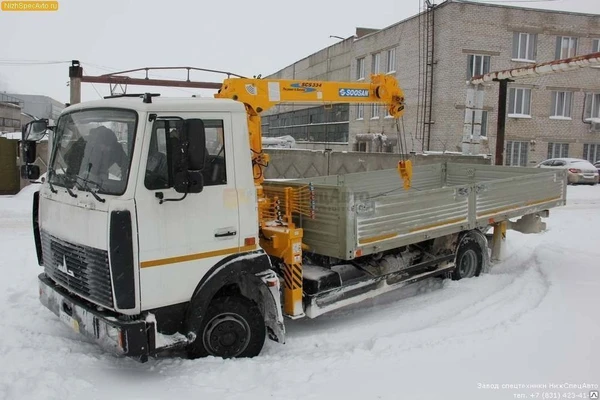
[48,108,137,196]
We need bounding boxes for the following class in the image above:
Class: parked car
[535,158,599,185]
[594,161,600,175]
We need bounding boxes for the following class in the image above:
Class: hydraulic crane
[24,62,565,361]
[214,74,411,317]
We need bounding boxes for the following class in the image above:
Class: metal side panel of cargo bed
[262,162,567,261]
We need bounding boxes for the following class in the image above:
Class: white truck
[20,72,567,362]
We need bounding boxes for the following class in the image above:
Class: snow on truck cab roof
[60,96,246,116]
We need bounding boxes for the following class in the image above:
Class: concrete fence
[0,138,49,194]
[0,138,19,195]
[263,149,491,179]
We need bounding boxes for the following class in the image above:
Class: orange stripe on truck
[140,244,257,268]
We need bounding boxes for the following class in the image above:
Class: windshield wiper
[70,174,106,203]
[65,185,77,198]
[46,167,58,194]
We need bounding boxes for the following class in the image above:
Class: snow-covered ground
[1,184,598,400]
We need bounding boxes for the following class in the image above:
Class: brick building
[0,93,23,133]
[262,0,600,166]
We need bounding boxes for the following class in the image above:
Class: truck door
[135,113,240,310]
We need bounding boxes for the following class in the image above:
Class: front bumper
[39,273,153,361]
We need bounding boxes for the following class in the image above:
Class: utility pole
[493,78,512,166]
[69,60,83,105]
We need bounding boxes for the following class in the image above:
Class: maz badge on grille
[56,255,75,277]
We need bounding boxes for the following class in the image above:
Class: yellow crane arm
[216,73,405,117]
[214,73,410,187]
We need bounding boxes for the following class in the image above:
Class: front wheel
[452,238,484,280]
[187,295,266,359]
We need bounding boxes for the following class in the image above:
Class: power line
[90,83,103,99]
[0,60,71,66]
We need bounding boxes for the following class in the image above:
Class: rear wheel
[452,238,484,280]
[187,295,266,359]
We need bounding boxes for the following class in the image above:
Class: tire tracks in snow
[264,242,552,362]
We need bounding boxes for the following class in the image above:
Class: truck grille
[41,230,114,308]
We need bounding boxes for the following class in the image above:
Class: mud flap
[256,270,286,344]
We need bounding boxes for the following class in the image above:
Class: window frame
[467,54,491,78]
[144,117,183,191]
[144,117,228,191]
[547,142,569,159]
[508,87,532,118]
[505,140,529,167]
[583,143,600,163]
[555,36,578,60]
[550,91,573,120]
[371,103,380,120]
[593,39,600,69]
[584,92,600,121]
[512,32,537,62]
[356,104,364,120]
[356,57,365,81]
[386,48,396,74]
[372,52,381,74]
[48,107,138,197]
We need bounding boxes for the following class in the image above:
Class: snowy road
[1,185,598,400]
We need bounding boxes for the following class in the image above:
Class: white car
[536,158,599,185]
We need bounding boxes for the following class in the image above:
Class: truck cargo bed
[263,162,567,260]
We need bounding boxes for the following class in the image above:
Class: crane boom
[215,73,407,184]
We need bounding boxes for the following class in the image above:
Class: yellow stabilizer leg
[282,229,304,318]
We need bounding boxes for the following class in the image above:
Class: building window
[386,48,396,73]
[508,87,532,117]
[356,57,365,80]
[584,93,600,121]
[505,141,529,167]
[592,40,600,69]
[465,109,488,138]
[548,143,569,159]
[371,104,380,119]
[512,32,537,61]
[357,142,367,152]
[583,143,600,163]
[555,36,578,60]
[467,54,490,78]
[260,104,349,143]
[550,91,573,119]
[357,104,364,120]
[372,52,381,74]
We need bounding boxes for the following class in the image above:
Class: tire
[187,295,266,359]
[451,237,484,281]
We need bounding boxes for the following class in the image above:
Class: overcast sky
[1,0,598,104]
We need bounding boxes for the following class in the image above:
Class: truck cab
[32,95,285,361]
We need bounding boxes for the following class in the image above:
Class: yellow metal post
[491,221,507,262]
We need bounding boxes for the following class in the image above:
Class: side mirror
[173,119,206,194]
[23,120,49,142]
[21,164,41,180]
[21,140,37,164]
[174,170,204,194]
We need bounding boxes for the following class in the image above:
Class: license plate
[59,310,80,333]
